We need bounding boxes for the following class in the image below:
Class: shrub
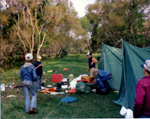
[60,49,68,58]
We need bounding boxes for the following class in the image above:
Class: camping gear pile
[40,74,87,95]
[40,74,68,95]
[76,81,92,94]
[40,72,112,95]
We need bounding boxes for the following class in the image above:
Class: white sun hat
[142,59,150,71]
[25,53,33,61]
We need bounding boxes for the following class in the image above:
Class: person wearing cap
[34,55,43,92]
[133,59,150,118]
[18,53,37,114]
[86,52,98,76]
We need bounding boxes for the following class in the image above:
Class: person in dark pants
[18,53,37,114]
[133,59,150,118]
[34,55,43,92]
[86,52,98,76]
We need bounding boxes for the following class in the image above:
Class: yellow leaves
[143,18,150,29]
[108,13,125,27]
[87,3,102,13]
[0,13,9,26]
[115,0,126,8]
[43,5,64,27]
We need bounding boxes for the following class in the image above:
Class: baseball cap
[25,53,33,61]
[86,52,92,56]
[141,59,150,71]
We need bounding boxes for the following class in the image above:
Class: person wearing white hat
[86,52,98,76]
[34,55,43,92]
[18,53,37,114]
[133,59,150,118]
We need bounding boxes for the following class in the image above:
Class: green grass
[1,54,122,118]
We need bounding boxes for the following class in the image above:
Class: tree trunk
[55,47,62,58]
[36,33,46,57]
[37,45,42,56]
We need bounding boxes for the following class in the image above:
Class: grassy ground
[1,54,122,118]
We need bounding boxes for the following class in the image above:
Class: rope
[99,39,122,65]
[45,93,70,118]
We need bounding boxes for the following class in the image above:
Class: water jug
[69,74,74,84]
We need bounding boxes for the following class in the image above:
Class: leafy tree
[0,10,20,68]
[42,0,87,57]
[0,0,87,67]
[80,16,91,51]
[6,0,49,56]
[86,0,150,51]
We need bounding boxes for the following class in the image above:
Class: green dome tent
[98,41,150,110]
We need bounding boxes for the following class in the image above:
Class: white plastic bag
[125,109,133,118]
[1,84,5,91]
[120,106,127,116]
[69,74,88,89]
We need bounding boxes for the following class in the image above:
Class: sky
[69,0,96,18]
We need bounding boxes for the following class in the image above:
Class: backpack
[76,81,92,94]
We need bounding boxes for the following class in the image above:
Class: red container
[51,74,63,83]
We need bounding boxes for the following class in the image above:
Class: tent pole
[122,39,129,109]
[102,42,104,70]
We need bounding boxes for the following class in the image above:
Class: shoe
[27,112,30,114]
[29,109,38,114]
[29,111,38,114]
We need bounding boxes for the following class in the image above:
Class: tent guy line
[99,39,122,68]
[45,93,71,118]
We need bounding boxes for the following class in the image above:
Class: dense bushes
[60,49,68,58]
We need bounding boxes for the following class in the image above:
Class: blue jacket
[97,70,112,81]
[18,63,37,82]
[95,70,112,93]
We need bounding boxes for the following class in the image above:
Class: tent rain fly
[98,41,150,110]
